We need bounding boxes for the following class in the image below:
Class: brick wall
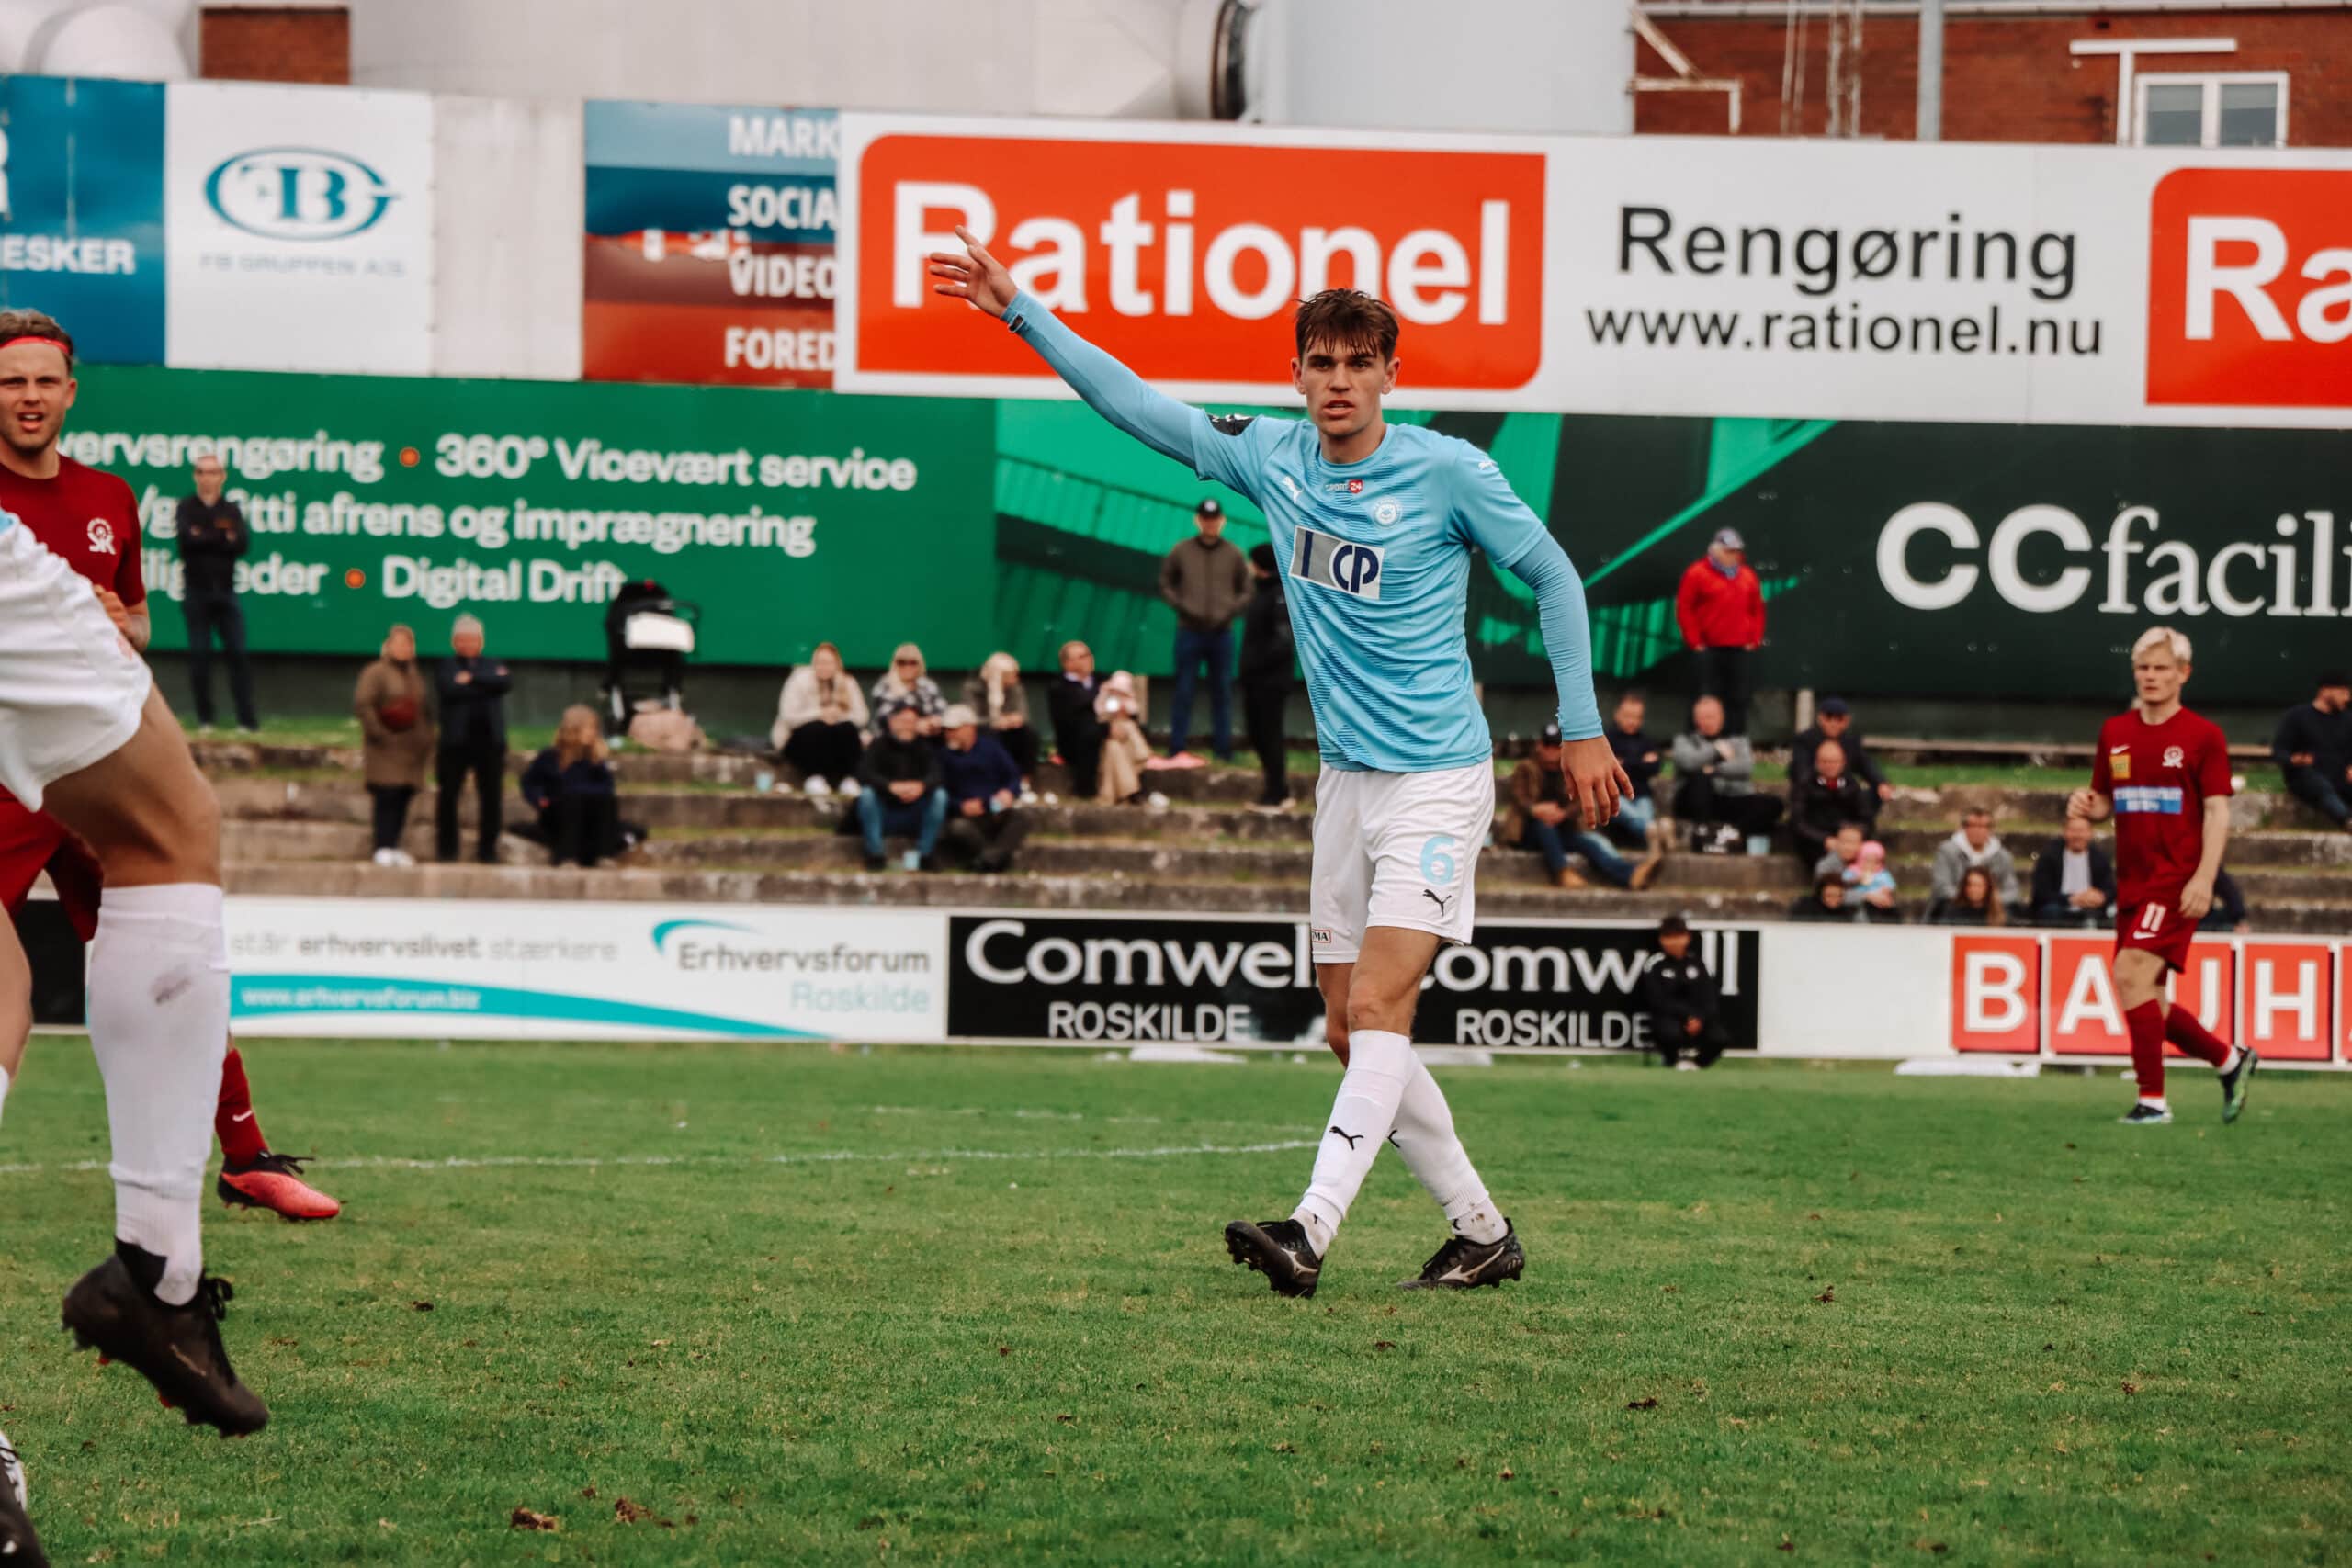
[1635,7,2352,144]
[199,6,351,85]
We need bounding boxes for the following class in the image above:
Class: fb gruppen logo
[204,147,398,241]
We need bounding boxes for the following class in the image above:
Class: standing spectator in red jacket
[1676,527,1765,737]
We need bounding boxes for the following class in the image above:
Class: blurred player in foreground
[0,312,269,1563]
[2067,626,2256,1126]
[0,316,337,1221]
[930,229,1626,1297]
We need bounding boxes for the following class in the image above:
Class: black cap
[1250,542,1276,572]
[1195,498,1223,517]
[1818,696,1850,716]
[1539,722,1563,746]
[1657,913,1690,938]
[2321,670,2351,690]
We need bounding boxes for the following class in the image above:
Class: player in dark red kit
[2067,626,2256,1126]
[0,309,338,1220]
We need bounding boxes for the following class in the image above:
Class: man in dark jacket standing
[1237,542,1294,811]
[1640,915,1727,1069]
[2271,671,2352,831]
[175,454,259,732]
[856,701,948,873]
[435,614,513,863]
[1158,499,1251,765]
[1675,526,1764,736]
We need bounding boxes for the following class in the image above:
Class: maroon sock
[214,1043,269,1167]
[2124,1001,2168,1100]
[2163,1006,2233,1068]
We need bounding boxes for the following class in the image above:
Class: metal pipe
[1917,0,1943,140]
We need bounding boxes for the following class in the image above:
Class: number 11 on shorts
[2135,902,2166,938]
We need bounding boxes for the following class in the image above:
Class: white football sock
[87,884,229,1306]
[1389,1059,1506,1245]
[0,1062,10,1128]
[1294,1028,1415,1252]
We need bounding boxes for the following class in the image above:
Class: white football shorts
[0,514,152,809]
[1308,761,1496,964]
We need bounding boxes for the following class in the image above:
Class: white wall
[1255,0,1633,134]
[433,95,583,381]
[350,0,1207,119]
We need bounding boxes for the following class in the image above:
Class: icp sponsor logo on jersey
[1290,525,1383,601]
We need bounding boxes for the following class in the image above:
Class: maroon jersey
[2090,706,2232,907]
[0,456,145,608]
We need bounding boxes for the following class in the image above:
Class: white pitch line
[0,1140,1316,1178]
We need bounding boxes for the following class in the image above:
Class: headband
[0,334,71,360]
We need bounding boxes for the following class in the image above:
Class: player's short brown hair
[0,309,74,370]
[1294,289,1399,363]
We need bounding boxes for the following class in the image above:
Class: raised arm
[928,227,1261,499]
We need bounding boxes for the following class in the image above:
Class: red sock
[2163,1006,2233,1068]
[2124,1001,2168,1100]
[214,1043,269,1166]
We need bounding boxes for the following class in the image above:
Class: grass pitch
[0,1040,2345,1565]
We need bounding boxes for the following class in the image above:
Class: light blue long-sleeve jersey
[1003,291,1600,773]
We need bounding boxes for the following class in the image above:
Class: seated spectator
[962,651,1040,792]
[1811,821,1866,885]
[1789,696,1894,809]
[2030,814,2115,927]
[1670,695,1783,852]
[869,642,945,738]
[1604,691,1669,852]
[518,705,625,867]
[939,704,1028,873]
[1506,723,1664,891]
[1789,739,1876,872]
[2199,867,2250,934]
[1789,874,1854,922]
[1046,640,1107,800]
[355,622,434,868]
[771,640,867,797]
[1640,913,1726,1069]
[2271,671,2352,833]
[1848,840,1899,914]
[1930,864,2007,926]
[855,701,947,872]
[1929,807,2019,913]
[1095,671,1155,806]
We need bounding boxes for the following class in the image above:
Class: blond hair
[2132,626,2191,664]
[554,705,609,769]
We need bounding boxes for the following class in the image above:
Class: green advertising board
[68,361,2345,705]
[74,367,994,667]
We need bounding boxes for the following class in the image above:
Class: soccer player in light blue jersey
[930,229,1629,1297]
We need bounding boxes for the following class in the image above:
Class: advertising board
[837,115,2352,429]
[583,101,839,388]
[164,82,436,375]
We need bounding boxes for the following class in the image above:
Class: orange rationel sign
[2145,168,2352,410]
[849,130,1547,393]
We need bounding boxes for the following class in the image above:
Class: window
[2135,73,2287,147]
